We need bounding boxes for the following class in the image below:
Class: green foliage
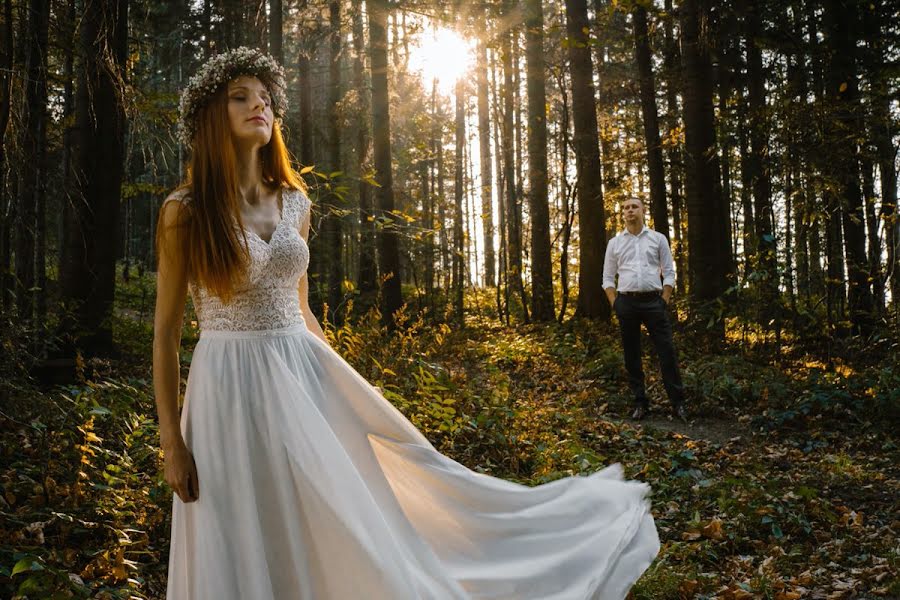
[1,375,169,598]
[2,286,898,598]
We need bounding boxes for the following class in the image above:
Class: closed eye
[230,94,270,106]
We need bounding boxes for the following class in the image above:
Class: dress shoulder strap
[288,187,311,227]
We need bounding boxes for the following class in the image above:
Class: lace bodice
[179,187,312,332]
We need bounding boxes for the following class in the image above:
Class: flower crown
[177,46,288,145]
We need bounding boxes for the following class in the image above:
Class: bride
[153,47,659,599]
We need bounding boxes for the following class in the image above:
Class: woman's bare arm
[152,194,200,502]
[296,205,329,345]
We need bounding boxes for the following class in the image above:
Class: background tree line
[0,0,897,375]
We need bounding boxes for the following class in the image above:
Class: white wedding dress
[165,187,660,599]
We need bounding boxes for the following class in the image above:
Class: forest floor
[0,278,898,599]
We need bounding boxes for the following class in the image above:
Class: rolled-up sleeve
[659,234,676,288]
[602,237,618,290]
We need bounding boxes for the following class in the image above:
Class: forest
[0,0,898,598]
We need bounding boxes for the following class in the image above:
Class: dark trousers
[613,293,685,408]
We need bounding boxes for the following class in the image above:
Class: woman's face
[226,75,274,147]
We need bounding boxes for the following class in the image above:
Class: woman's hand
[165,440,200,503]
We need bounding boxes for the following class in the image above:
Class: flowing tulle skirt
[166,322,660,599]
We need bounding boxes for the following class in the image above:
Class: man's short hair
[620,197,645,206]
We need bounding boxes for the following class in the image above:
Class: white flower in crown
[177,46,288,146]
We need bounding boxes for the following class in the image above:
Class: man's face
[622,199,644,226]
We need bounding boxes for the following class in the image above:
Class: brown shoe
[631,405,650,420]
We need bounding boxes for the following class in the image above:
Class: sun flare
[408,28,474,94]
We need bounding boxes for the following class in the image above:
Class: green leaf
[11,558,41,576]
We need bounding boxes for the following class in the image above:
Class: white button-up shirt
[602,225,676,292]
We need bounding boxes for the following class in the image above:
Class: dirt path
[634,413,740,445]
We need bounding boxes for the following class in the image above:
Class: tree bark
[15,0,50,328]
[556,68,574,323]
[874,94,898,314]
[593,0,623,203]
[864,0,896,314]
[804,0,827,302]
[663,0,685,294]
[269,0,283,65]
[325,0,344,321]
[861,157,884,314]
[0,0,15,315]
[420,157,434,308]
[501,13,529,322]
[680,0,731,315]
[744,0,777,297]
[523,0,554,321]
[59,0,128,355]
[476,35,495,288]
[452,80,465,320]
[368,0,403,327]
[565,0,609,320]
[491,48,510,322]
[438,112,449,291]
[353,3,377,295]
[632,2,669,241]
[824,0,874,334]
[58,0,76,277]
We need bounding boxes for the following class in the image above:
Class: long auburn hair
[159,82,306,303]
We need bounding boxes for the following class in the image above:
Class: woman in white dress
[154,47,659,600]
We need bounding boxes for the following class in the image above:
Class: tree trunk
[476,35,495,288]
[254,0,267,52]
[203,0,212,55]
[326,0,344,321]
[566,0,609,320]
[861,157,884,315]
[354,2,377,295]
[269,0,282,65]
[58,0,76,278]
[680,0,731,317]
[523,0,554,321]
[745,0,777,301]
[501,12,529,322]
[716,6,739,272]
[452,79,465,320]
[421,157,434,308]
[0,0,14,315]
[491,48,509,322]
[593,0,620,201]
[663,0,685,295]
[556,68,574,323]
[874,95,898,314]
[825,0,874,335]
[15,0,50,329]
[466,121,478,287]
[632,2,669,241]
[59,0,128,356]
[864,0,896,314]
[438,117,449,292]
[804,2,827,301]
[368,0,403,327]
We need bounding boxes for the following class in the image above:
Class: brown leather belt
[619,291,661,299]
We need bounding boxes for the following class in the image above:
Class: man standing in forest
[603,197,687,422]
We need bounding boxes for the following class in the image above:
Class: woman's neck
[234,147,266,204]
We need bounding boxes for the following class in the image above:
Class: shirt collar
[621,225,650,238]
